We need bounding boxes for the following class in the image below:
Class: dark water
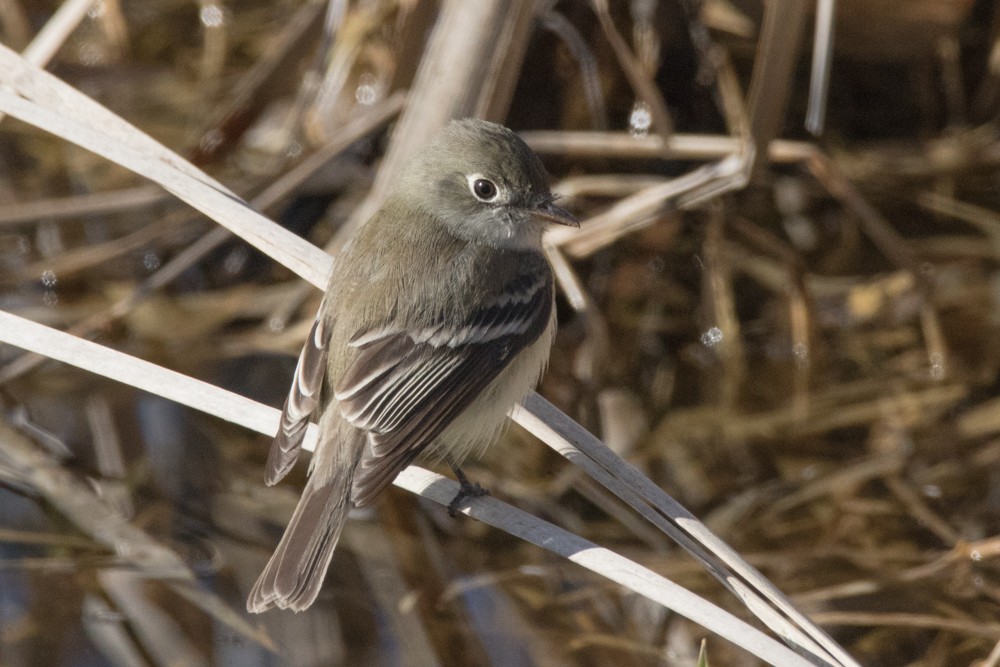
[2,1,1000,665]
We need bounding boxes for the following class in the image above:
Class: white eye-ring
[467,173,500,202]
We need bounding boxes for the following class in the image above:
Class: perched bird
[247,118,577,613]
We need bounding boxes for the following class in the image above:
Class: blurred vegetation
[2,0,1000,665]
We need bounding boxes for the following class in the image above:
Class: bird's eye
[471,178,498,202]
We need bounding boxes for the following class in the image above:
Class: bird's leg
[445,456,490,516]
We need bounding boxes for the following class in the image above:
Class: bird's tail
[247,470,352,613]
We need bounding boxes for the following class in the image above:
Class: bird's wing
[264,302,331,485]
[334,269,552,506]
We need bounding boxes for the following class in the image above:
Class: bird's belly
[431,312,555,464]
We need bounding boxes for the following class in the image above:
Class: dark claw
[446,458,490,516]
[447,480,490,517]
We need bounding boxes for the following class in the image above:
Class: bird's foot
[447,480,490,517]
[447,461,490,516]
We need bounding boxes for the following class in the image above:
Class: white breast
[431,308,556,464]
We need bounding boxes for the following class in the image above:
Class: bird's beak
[532,201,579,228]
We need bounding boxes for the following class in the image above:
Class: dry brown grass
[1,1,999,665]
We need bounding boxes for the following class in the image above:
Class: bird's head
[398,118,578,249]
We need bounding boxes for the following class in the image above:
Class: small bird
[248,118,577,613]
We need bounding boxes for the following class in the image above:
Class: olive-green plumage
[248,119,576,613]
